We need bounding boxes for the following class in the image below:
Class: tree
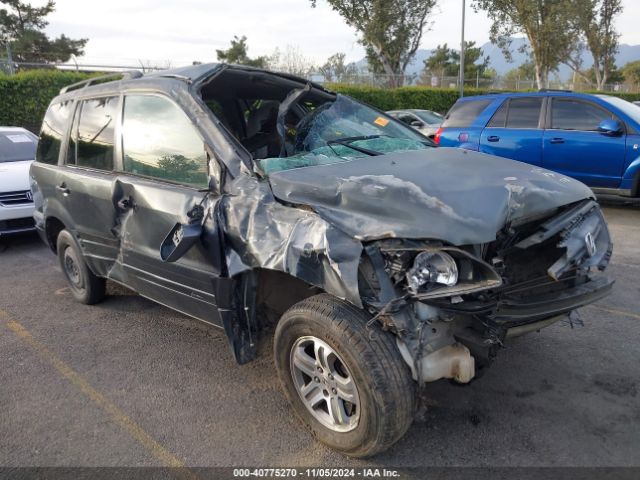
[621,61,640,87]
[310,0,437,87]
[216,35,269,68]
[503,60,536,81]
[319,52,357,82]
[569,0,623,90]
[473,0,576,89]
[0,0,87,65]
[422,42,490,82]
[268,45,315,77]
[424,44,456,78]
[451,41,491,80]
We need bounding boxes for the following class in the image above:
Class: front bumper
[0,203,35,236]
[492,275,614,325]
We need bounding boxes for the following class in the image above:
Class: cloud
[39,0,640,69]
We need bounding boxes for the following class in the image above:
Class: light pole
[459,0,466,97]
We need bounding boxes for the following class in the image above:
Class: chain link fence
[2,56,640,94]
[312,71,640,93]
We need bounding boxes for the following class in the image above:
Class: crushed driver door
[112,93,225,325]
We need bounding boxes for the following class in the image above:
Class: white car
[0,127,38,236]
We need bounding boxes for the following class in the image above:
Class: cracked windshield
[260,95,433,175]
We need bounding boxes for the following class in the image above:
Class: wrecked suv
[31,64,613,457]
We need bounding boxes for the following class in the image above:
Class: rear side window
[67,97,119,170]
[121,95,208,188]
[442,99,492,128]
[36,101,73,165]
[488,97,542,129]
[550,99,612,131]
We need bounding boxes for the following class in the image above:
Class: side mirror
[411,120,424,128]
[597,119,623,136]
[160,222,203,262]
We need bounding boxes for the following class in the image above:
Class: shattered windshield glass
[260,95,433,175]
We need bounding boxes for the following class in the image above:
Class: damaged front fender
[220,174,364,308]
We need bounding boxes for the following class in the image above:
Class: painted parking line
[588,304,640,321]
[1,309,198,479]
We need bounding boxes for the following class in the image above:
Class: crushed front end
[360,199,614,385]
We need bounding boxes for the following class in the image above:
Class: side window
[442,100,492,128]
[505,97,542,128]
[121,95,208,188]
[36,101,73,165]
[487,101,508,128]
[397,113,417,125]
[68,97,118,170]
[551,99,612,131]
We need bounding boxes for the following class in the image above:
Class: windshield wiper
[326,135,385,156]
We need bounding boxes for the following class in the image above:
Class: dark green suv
[31,64,613,456]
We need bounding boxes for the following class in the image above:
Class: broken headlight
[381,246,503,299]
[406,251,458,293]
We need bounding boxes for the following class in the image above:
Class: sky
[41,0,640,68]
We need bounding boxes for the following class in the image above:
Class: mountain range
[356,38,640,80]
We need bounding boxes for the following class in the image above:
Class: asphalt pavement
[1,204,639,470]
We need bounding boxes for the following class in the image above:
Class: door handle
[117,196,135,210]
[487,135,500,142]
[550,137,565,144]
[56,183,70,195]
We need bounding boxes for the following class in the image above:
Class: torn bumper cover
[367,199,614,385]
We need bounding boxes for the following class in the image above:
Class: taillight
[433,127,444,145]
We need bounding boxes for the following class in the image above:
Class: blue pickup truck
[435,91,640,197]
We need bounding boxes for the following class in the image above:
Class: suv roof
[455,90,617,103]
[56,63,329,98]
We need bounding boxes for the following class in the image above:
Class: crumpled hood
[0,160,32,193]
[267,148,594,245]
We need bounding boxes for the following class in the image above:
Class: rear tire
[56,229,105,305]
[274,294,415,457]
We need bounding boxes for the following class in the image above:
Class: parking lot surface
[1,204,639,468]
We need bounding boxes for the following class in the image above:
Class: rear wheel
[274,294,415,457]
[56,229,105,305]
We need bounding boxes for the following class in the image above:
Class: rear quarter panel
[439,97,502,149]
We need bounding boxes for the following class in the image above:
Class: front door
[542,97,626,188]
[114,93,224,325]
[479,97,544,166]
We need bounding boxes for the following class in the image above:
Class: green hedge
[331,84,640,114]
[0,70,94,133]
[330,84,492,113]
[2,70,640,133]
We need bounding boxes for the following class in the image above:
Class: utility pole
[459,0,466,97]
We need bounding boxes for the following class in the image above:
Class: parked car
[435,91,640,198]
[31,65,613,457]
[387,108,444,138]
[0,127,38,236]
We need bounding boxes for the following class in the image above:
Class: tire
[56,229,106,305]
[274,294,415,457]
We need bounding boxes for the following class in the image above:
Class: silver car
[387,108,444,138]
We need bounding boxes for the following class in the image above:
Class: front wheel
[56,229,106,305]
[274,294,415,457]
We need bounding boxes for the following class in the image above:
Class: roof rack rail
[60,70,143,94]
[538,88,573,93]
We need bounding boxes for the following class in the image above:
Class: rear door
[438,98,494,148]
[60,96,121,277]
[114,93,224,325]
[542,97,626,187]
[479,97,544,166]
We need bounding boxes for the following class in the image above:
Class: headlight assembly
[406,251,458,293]
[381,246,503,299]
